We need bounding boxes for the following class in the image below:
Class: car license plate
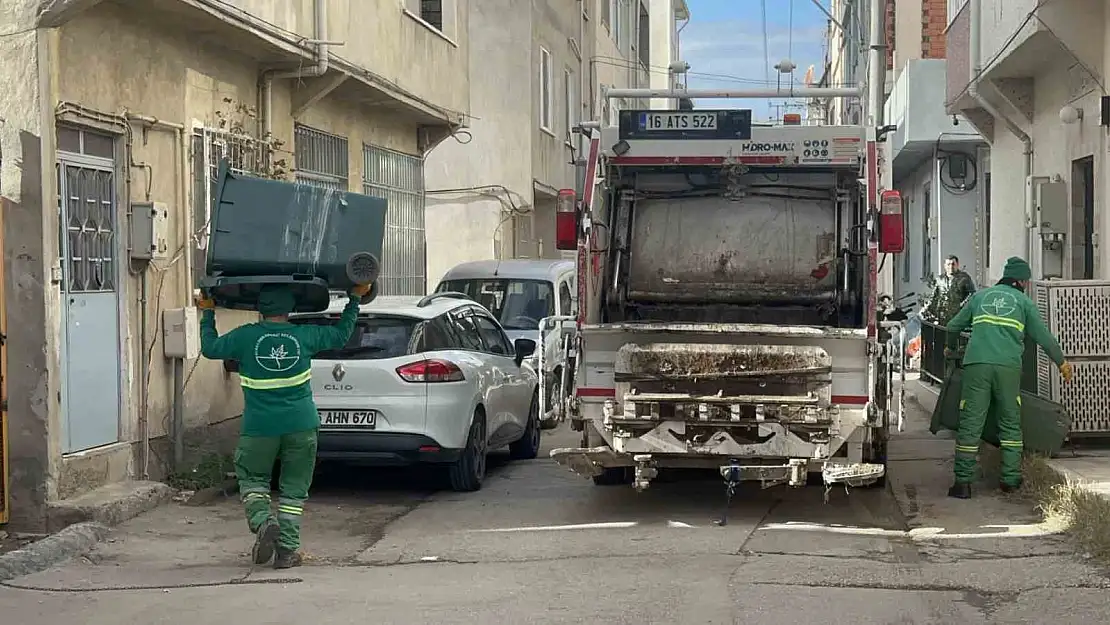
[318,410,377,428]
[639,112,718,131]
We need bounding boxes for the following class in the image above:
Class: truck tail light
[878,190,905,254]
[555,188,578,251]
[396,359,465,383]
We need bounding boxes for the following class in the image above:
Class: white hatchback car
[289,292,541,491]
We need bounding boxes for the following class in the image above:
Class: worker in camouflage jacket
[944,257,1072,499]
[197,283,368,568]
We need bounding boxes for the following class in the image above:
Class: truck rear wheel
[863,433,890,489]
[585,424,631,485]
[592,467,633,486]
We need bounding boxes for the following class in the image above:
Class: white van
[434,259,576,428]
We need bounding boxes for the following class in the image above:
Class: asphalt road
[2,406,1109,624]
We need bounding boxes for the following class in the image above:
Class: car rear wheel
[448,411,487,492]
[509,392,541,460]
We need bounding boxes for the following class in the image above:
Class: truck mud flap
[550,446,631,477]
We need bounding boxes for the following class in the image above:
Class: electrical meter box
[163,306,200,359]
[130,201,169,261]
[200,159,387,312]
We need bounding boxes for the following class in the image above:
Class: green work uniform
[200,289,360,551]
[945,259,1064,487]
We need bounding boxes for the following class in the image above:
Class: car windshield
[438,278,554,330]
[290,315,418,360]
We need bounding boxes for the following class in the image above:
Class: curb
[1034,457,1110,502]
[0,522,110,583]
[903,378,940,415]
[46,481,175,533]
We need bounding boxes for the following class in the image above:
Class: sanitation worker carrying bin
[197,282,370,568]
[944,257,1073,499]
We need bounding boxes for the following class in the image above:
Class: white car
[289,292,541,492]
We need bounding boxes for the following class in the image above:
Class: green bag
[929,365,1071,456]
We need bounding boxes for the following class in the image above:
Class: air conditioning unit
[1030,279,1110,434]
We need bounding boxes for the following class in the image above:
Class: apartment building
[646,0,689,110]
[880,0,987,299]
[820,0,870,125]
[425,0,683,285]
[946,0,1104,282]
[0,0,469,531]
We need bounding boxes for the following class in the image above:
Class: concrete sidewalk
[903,373,1110,503]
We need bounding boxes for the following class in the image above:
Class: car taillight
[395,359,465,383]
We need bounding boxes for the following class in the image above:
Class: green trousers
[234,429,318,551]
[954,363,1024,487]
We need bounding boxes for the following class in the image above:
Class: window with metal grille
[190,127,271,286]
[363,144,426,296]
[294,124,349,191]
[421,0,443,30]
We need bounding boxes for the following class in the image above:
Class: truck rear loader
[544,96,907,499]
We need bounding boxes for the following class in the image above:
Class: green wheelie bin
[200,158,387,312]
[929,339,1071,456]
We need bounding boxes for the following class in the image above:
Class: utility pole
[866,0,887,128]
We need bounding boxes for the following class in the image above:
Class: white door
[57,130,122,453]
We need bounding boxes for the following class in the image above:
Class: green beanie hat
[1002,256,1032,281]
[257,284,296,317]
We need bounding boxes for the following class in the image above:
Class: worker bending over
[197,283,368,568]
[944,257,1072,499]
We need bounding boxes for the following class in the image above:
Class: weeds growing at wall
[165,451,235,491]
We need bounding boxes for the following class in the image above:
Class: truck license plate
[640,112,718,131]
[319,410,377,428]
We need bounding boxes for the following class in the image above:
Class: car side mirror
[513,338,537,365]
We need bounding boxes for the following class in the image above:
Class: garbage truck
[546,95,907,495]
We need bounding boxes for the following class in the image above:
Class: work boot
[251,518,280,565]
[273,547,304,569]
[1000,481,1023,494]
[948,482,972,499]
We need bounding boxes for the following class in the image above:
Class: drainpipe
[261,0,330,138]
[968,0,1033,276]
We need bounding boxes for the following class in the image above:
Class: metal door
[57,154,121,452]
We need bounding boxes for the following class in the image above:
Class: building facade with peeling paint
[0,0,469,531]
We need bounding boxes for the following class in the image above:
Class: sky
[679,0,829,120]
